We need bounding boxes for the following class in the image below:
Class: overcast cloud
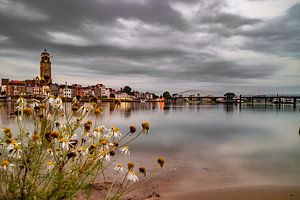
[0,0,299,95]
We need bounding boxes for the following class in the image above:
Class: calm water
[1,102,300,188]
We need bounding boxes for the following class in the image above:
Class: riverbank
[75,149,300,200]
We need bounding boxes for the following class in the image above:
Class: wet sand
[78,151,300,200]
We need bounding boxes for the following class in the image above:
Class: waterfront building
[59,86,74,98]
[1,78,9,95]
[7,80,26,96]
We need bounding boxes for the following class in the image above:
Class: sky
[0,0,299,95]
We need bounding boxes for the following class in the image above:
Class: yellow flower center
[1,160,9,166]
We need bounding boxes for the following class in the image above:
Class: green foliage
[122,86,132,95]
[163,91,172,100]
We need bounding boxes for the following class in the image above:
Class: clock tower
[40,49,52,84]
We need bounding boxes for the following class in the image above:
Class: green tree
[163,91,172,100]
[122,86,132,95]
[224,92,235,103]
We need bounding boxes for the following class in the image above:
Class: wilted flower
[127,171,138,182]
[94,107,103,116]
[50,130,59,138]
[72,103,79,112]
[127,162,135,170]
[142,122,150,133]
[114,163,124,173]
[109,151,116,156]
[89,96,98,104]
[84,121,92,132]
[120,146,130,156]
[139,167,146,177]
[31,132,41,144]
[129,125,136,134]
[67,151,77,159]
[3,128,12,138]
[157,157,165,168]
[23,107,33,117]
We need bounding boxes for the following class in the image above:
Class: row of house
[0,78,156,100]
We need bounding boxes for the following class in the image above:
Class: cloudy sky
[0,0,299,95]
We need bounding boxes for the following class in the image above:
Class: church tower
[40,49,52,84]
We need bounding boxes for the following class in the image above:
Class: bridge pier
[293,97,297,109]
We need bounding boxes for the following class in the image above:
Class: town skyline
[0,0,300,95]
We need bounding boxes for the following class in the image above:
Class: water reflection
[0,102,300,187]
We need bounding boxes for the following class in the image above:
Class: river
[1,102,300,198]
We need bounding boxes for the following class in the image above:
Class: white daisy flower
[93,127,101,138]
[7,141,22,159]
[110,126,122,139]
[59,137,74,150]
[78,103,93,114]
[114,163,124,174]
[120,146,130,156]
[16,97,26,105]
[127,171,139,182]
[104,153,111,161]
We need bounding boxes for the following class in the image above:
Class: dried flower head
[89,144,97,151]
[89,96,98,104]
[72,103,79,112]
[139,167,146,177]
[158,157,165,168]
[50,130,59,138]
[129,125,136,134]
[127,162,135,170]
[67,151,77,159]
[100,140,108,146]
[94,107,103,116]
[84,121,92,132]
[23,107,33,116]
[109,151,116,156]
[142,122,150,133]
[1,160,9,167]
[3,128,12,138]
[113,142,119,147]
[31,133,40,142]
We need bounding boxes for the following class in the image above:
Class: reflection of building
[40,49,52,84]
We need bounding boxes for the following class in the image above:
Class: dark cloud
[0,0,299,94]
[238,3,300,58]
